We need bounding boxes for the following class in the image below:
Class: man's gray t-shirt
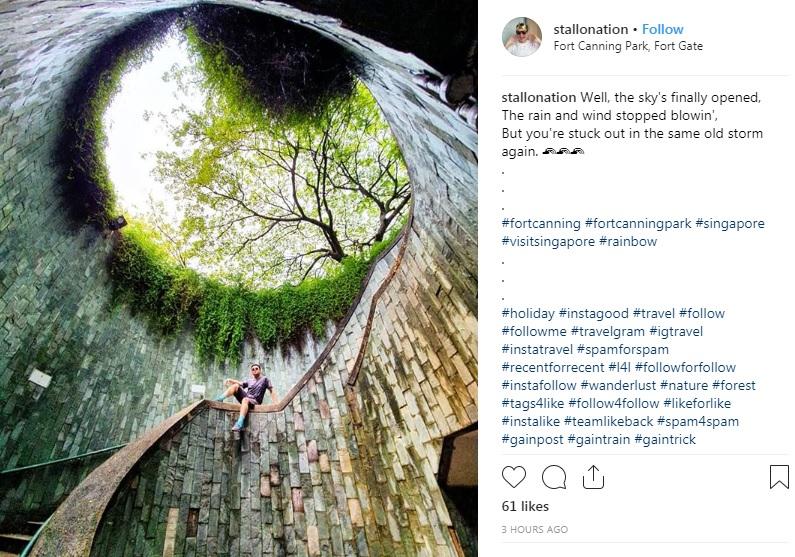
[241,376,272,404]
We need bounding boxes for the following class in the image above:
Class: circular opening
[64,6,412,361]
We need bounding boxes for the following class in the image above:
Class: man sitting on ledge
[215,363,277,430]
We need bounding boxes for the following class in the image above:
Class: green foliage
[110,223,204,335]
[62,12,177,223]
[182,25,262,126]
[110,222,403,363]
[78,66,119,219]
[155,53,411,287]
[195,281,249,362]
[181,4,357,119]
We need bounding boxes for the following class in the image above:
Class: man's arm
[269,388,278,404]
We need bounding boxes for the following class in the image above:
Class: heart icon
[502,465,527,488]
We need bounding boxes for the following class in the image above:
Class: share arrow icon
[583,465,605,489]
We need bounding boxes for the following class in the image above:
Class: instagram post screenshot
[1,0,792,556]
[480,1,793,556]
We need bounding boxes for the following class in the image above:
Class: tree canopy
[148,31,410,288]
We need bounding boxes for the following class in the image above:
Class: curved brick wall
[1,1,477,555]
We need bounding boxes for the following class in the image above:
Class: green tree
[153,62,410,288]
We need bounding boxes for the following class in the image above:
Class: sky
[103,30,202,221]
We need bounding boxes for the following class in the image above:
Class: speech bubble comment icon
[542,465,567,489]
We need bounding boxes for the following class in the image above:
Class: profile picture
[503,17,542,57]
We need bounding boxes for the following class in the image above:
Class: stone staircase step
[0,535,30,540]
[0,517,48,555]
[0,532,32,554]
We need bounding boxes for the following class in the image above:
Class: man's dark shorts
[233,387,258,408]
